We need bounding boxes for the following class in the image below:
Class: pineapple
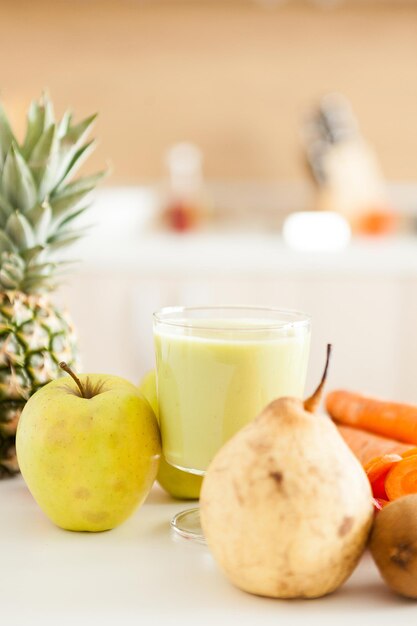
[0,94,104,478]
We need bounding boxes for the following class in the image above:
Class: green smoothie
[154,316,310,474]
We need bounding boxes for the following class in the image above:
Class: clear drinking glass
[153,306,311,542]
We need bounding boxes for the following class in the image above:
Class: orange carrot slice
[364,454,403,499]
[385,456,417,501]
[364,454,403,475]
[401,447,417,459]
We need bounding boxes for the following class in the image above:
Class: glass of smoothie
[153,306,311,541]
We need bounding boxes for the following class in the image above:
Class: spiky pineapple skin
[0,291,79,478]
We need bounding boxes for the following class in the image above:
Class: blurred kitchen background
[3,0,417,400]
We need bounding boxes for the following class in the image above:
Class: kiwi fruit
[370,494,417,598]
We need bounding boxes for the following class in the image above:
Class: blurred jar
[303,93,397,236]
[161,142,210,232]
[317,138,396,235]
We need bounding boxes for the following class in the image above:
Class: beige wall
[1,0,417,183]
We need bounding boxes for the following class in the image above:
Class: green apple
[16,364,161,532]
[139,370,202,500]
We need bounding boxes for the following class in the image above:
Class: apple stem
[59,362,86,398]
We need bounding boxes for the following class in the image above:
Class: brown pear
[200,346,373,599]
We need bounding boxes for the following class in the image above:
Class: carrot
[385,456,417,501]
[364,454,403,499]
[337,424,413,466]
[327,390,417,445]
[402,447,417,459]
[364,454,403,478]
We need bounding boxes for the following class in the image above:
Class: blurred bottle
[161,142,209,232]
[302,94,396,235]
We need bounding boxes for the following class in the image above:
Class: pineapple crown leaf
[0,269,19,289]
[28,124,59,198]
[0,93,104,293]
[0,189,13,212]
[0,251,25,289]
[55,205,89,231]
[47,224,90,246]
[54,170,107,198]
[21,245,44,264]
[2,143,38,212]
[58,110,72,139]
[5,211,35,249]
[55,114,98,183]
[46,235,85,254]
[0,230,16,255]
[0,193,13,224]
[20,259,72,292]
[20,276,55,292]
[50,187,92,216]
[21,95,55,160]
[1,255,25,276]
[21,100,43,159]
[25,202,52,241]
[61,113,97,147]
[0,249,64,293]
[49,173,106,227]
[55,140,97,190]
[0,102,16,168]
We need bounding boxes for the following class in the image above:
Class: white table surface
[1,477,416,626]
[66,185,417,278]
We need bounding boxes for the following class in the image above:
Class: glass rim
[153,305,311,332]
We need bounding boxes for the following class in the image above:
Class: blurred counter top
[69,184,417,278]
[75,230,417,278]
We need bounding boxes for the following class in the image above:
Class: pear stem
[304,343,332,414]
[59,362,86,398]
